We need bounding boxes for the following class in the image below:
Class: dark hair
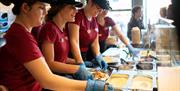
[0,0,41,15]
[46,3,66,21]
[132,6,141,15]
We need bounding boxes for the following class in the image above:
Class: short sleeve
[105,17,116,27]
[39,22,57,43]
[7,30,42,63]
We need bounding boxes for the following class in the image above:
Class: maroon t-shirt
[71,9,98,52]
[39,21,69,63]
[0,23,42,91]
[98,17,115,41]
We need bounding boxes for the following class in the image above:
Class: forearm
[70,42,84,64]
[117,33,129,45]
[45,74,87,91]
[24,57,87,91]
[47,61,79,74]
[66,58,76,64]
[113,25,129,45]
[91,36,101,56]
[68,24,84,64]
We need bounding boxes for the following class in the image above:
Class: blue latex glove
[86,79,114,91]
[84,61,94,67]
[127,44,138,57]
[74,64,93,80]
[95,54,108,71]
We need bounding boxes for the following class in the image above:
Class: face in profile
[98,10,108,17]
[27,2,49,26]
[135,8,142,19]
[90,3,103,17]
[60,4,77,22]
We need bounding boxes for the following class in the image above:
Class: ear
[21,3,31,14]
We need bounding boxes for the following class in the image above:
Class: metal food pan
[129,75,153,91]
[136,62,154,70]
[107,74,129,91]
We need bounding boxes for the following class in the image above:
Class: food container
[139,57,153,62]
[103,56,119,65]
[156,61,171,67]
[87,67,112,81]
[118,65,134,70]
[136,62,153,70]
[139,50,156,57]
[131,27,141,45]
[130,75,153,90]
[107,74,129,90]
[92,71,109,81]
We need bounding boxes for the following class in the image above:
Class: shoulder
[75,9,84,18]
[105,17,115,26]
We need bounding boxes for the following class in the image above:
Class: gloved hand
[86,79,114,91]
[74,63,93,80]
[84,61,94,68]
[127,44,138,57]
[95,54,108,71]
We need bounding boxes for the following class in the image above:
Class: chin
[68,18,75,22]
[34,22,42,27]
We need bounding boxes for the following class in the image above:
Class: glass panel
[110,0,132,10]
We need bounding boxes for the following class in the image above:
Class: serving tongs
[120,58,129,65]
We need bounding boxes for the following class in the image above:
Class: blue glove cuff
[86,80,105,91]
[127,44,133,51]
[95,54,103,62]
[74,64,93,80]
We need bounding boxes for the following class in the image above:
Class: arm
[24,57,87,90]
[91,34,108,71]
[91,35,101,56]
[112,25,138,56]
[68,23,84,64]
[41,40,79,74]
[66,58,76,64]
[111,25,129,46]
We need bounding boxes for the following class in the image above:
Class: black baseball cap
[93,0,111,10]
[39,0,54,4]
[51,0,83,8]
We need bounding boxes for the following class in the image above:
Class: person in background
[0,0,113,91]
[68,0,111,70]
[167,0,174,20]
[127,6,144,41]
[97,10,137,56]
[38,0,92,80]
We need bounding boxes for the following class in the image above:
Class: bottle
[131,27,141,46]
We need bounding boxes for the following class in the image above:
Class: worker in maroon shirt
[38,0,92,80]
[97,10,137,55]
[68,0,111,71]
[0,0,113,91]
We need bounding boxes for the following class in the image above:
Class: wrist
[95,54,102,59]
[76,60,84,65]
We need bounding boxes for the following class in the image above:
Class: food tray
[107,74,129,90]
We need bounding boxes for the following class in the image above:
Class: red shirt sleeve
[105,17,116,27]
[39,21,57,43]
[6,23,42,63]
